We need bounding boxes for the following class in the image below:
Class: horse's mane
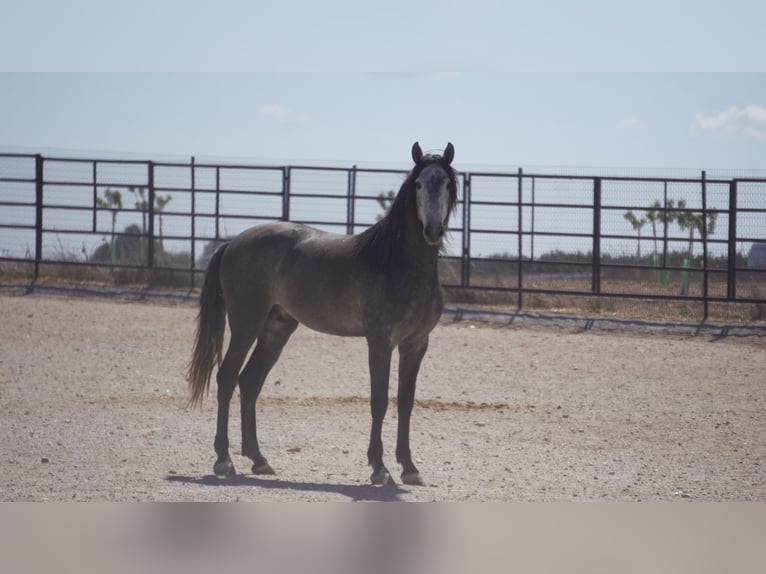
[356,154,458,267]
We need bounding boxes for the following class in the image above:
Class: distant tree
[154,193,172,249]
[130,187,147,235]
[623,210,647,259]
[676,199,717,260]
[96,188,123,241]
[646,198,678,255]
[645,201,662,257]
[96,188,123,263]
[130,187,172,249]
[376,190,396,221]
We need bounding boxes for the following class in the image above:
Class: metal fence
[1,153,765,318]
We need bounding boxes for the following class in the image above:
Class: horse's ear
[412,142,423,164]
[443,142,454,165]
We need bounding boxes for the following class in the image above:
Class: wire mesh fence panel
[353,169,407,226]
[0,153,764,320]
[0,155,36,179]
[737,181,766,244]
[154,164,191,189]
[289,168,347,197]
[217,167,280,193]
[0,204,35,228]
[43,159,94,183]
[95,162,148,187]
[290,196,347,225]
[217,192,283,223]
[192,167,218,190]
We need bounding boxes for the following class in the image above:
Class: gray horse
[187,142,458,486]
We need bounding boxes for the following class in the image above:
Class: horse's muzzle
[423,224,445,246]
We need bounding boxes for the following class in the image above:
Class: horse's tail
[186,243,229,408]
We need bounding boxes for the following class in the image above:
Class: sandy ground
[0,291,764,501]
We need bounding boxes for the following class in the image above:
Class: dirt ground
[1,291,764,501]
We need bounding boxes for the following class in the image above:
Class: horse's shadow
[165,474,411,502]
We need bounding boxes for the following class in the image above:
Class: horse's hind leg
[213,330,257,476]
[239,307,298,475]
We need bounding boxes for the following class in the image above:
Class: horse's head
[410,142,457,246]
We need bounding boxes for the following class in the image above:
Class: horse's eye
[415,181,423,190]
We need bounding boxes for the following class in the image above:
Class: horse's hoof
[252,462,276,475]
[213,460,236,476]
[401,472,425,486]
[370,469,395,486]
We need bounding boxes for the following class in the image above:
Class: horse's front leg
[367,341,394,485]
[396,336,428,485]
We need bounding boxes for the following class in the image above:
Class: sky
[1,1,766,172]
[2,73,765,172]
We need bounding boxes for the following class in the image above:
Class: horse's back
[219,222,306,301]
[223,221,354,277]
[232,221,312,247]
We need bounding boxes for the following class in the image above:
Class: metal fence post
[530,176,536,261]
[517,168,524,308]
[214,166,221,239]
[727,180,737,300]
[147,161,155,270]
[662,181,669,269]
[701,170,709,319]
[347,165,356,235]
[190,156,196,289]
[91,160,98,233]
[462,172,471,288]
[592,177,602,294]
[34,154,44,283]
[282,166,291,222]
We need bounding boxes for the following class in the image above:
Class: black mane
[356,154,458,267]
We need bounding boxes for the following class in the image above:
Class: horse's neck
[396,220,440,280]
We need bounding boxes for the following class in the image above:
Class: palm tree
[130,187,172,253]
[154,193,172,250]
[675,200,694,260]
[623,210,647,259]
[96,188,122,240]
[646,200,663,258]
[659,198,676,240]
[646,199,677,281]
[130,187,148,233]
[676,200,718,262]
[675,199,717,296]
[96,188,123,264]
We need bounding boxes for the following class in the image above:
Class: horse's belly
[274,240,368,337]
[284,300,366,338]
[276,276,366,337]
